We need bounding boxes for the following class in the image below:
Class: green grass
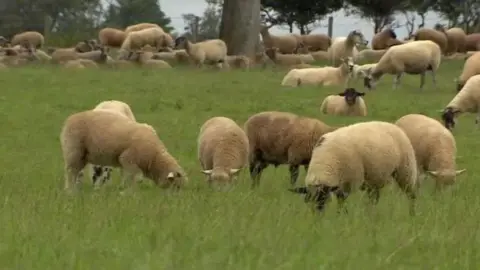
[1,60,479,269]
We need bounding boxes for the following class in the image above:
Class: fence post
[327,16,333,38]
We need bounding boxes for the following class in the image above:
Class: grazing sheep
[197,117,249,188]
[310,50,330,62]
[441,74,480,130]
[60,110,187,191]
[446,27,467,53]
[125,23,162,34]
[320,88,367,116]
[351,63,377,80]
[281,57,354,87]
[455,52,480,91]
[328,30,368,67]
[372,28,403,50]
[259,25,299,54]
[364,40,441,90]
[412,27,448,54]
[353,49,387,63]
[264,48,304,66]
[120,27,172,54]
[300,34,331,52]
[174,37,227,68]
[10,31,44,49]
[395,114,466,189]
[98,27,127,48]
[225,55,251,70]
[244,111,338,187]
[465,33,480,51]
[289,121,418,214]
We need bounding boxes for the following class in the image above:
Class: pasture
[1,59,479,269]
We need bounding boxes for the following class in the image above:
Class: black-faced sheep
[320,88,367,116]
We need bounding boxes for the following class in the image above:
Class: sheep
[441,74,480,130]
[120,27,172,55]
[290,63,318,69]
[75,40,99,53]
[353,49,387,63]
[310,50,330,62]
[259,25,299,54]
[63,60,86,69]
[281,57,354,87]
[51,48,80,64]
[151,49,192,65]
[124,23,162,34]
[127,50,172,69]
[320,87,367,116]
[288,121,418,214]
[224,55,251,70]
[364,40,441,90]
[372,28,403,50]
[10,31,44,49]
[98,27,127,48]
[412,27,448,54]
[394,114,466,190]
[300,34,331,52]
[197,117,249,188]
[60,110,187,191]
[244,111,338,187]
[351,63,377,80]
[328,30,368,67]
[174,36,227,68]
[76,47,108,64]
[0,47,39,66]
[264,48,304,66]
[465,33,480,51]
[296,52,315,64]
[434,24,466,55]
[33,49,52,62]
[455,52,480,92]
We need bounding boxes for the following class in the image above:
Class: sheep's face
[158,171,186,189]
[339,88,365,106]
[174,37,187,49]
[351,30,368,46]
[427,169,466,186]
[441,107,458,130]
[202,168,241,189]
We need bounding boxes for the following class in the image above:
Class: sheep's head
[338,87,365,106]
[155,171,187,189]
[75,41,93,53]
[426,169,466,187]
[349,30,368,46]
[202,168,241,190]
[441,107,460,130]
[340,57,354,72]
[174,36,188,49]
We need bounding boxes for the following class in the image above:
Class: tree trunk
[219,0,261,57]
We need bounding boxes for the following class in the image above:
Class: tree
[219,0,261,57]
[103,0,173,32]
[402,0,431,36]
[182,0,222,41]
[432,0,480,32]
[345,0,409,33]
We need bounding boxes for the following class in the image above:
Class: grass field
[1,60,480,269]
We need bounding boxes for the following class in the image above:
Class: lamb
[394,114,466,189]
[412,27,448,54]
[244,111,338,187]
[455,52,480,92]
[328,30,368,67]
[174,37,227,68]
[364,40,441,90]
[197,117,249,188]
[10,31,44,49]
[372,28,403,50]
[320,87,367,116]
[300,34,331,52]
[98,27,127,48]
[441,74,480,130]
[259,25,299,54]
[434,25,467,54]
[353,49,387,63]
[120,28,172,55]
[288,121,418,214]
[281,57,354,87]
[264,48,304,66]
[60,110,187,191]
[124,23,162,34]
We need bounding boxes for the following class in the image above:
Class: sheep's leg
[419,72,426,90]
[364,185,380,205]
[250,161,268,188]
[394,176,417,216]
[309,185,332,213]
[334,188,349,214]
[92,165,105,185]
[64,164,84,192]
[289,165,300,185]
[393,73,402,90]
[430,70,437,89]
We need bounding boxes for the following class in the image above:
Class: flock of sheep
[4,22,480,215]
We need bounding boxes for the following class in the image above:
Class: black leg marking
[289,165,299,185]
[92,165,104,184]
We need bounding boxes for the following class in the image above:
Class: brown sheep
[413,28,448,54]
[98,28,127,48]
[372,28,403,50]
[260,25,299,54]
[300,34,331,51]
[465,33,480,51]
[10,31,44,49]
[265,47,304,66]
[124,23,162,34]
[434,24,467,54]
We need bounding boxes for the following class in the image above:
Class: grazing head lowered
[339,88,365,106]
[441,107,458,130]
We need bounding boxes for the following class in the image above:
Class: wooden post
[327,16,333,38]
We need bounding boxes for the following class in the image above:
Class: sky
[159,0,449,41]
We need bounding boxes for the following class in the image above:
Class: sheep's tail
[281,69,300,87]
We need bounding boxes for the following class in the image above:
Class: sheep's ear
[201,170,213,175]
[167,172,175,179]
[357,92,366,96]
[229,168,241,175]
[455,169,466,175]
[338,93,346,96]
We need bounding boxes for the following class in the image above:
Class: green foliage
[345,0,409,18]
[0,59,477,268]
[182,2,222,41]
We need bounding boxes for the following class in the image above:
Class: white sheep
[320,88,367,116]
[120,27,171,55]
[328,30,368,67]
[197,117,249,188]
[395,114,466,189]
[289,121,418,214]
[364,40,442,90]
[244,111,338,187]
[351,63,377,80]
[281,57,354,87]
[174,37,227,68]
[353,49,387,63]
[455,51,480,92]
[60,110,183,191]
[440,74,480,130]
[10,31,44,48]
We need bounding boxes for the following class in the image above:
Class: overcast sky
[158,0,447,41]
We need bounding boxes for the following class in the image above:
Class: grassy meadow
[1,59,480,269]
